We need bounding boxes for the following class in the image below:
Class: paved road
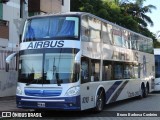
[1,92,160,120]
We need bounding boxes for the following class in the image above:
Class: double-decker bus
[6,12,155,112]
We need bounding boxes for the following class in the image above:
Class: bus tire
[94,90,104,112]
[139,84,146,99]
[145,83,149,97]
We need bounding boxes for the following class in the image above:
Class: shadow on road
[151,91,160,94]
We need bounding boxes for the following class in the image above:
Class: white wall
[61,0,70,13]
[40,0,70,14]
[41,0,61,13]
[0,0,27,97]
[3,0,28,51]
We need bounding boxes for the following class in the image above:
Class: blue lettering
[50,41,57,47]
[43,41,50,48]
[27,40,65,49]
[34,42,38,48]
[57,41,64,47]
[36,42,43,48]
[27,42,33,49]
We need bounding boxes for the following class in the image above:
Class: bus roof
[27,12,152,41]
[27,12,84,19]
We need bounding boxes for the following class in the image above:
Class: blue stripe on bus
[108,80,129,103]
[105,81,122,103]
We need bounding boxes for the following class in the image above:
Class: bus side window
[114,64,123,79]
[102,61,112,81]
[91,59,100,82]
[81,57,89,83]
[81,26,90,42]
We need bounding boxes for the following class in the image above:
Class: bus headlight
[65,86,80,97]
[16,86,22,95]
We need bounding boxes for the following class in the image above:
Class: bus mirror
[6,52,17,64]
[5,52,17,72]
[74,63,80,73]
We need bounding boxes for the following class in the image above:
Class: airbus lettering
[112,50,138,61]
[27,40,64,49]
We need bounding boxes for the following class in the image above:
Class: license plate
[37,102,45,107]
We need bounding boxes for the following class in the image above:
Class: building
[28,0,70,16]
[0,0,70,97]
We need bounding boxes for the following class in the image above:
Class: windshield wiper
[53,63,62,86]
[55,73,62,86]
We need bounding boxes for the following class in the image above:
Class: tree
[120,0,156,27]
[70,0,157,45]
[71,0,105,15]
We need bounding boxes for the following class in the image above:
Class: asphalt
[0,96,27,112]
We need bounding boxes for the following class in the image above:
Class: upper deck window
[22,16,79,41]
[81,15,101,42]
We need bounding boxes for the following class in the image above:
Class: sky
[144,0,160,35]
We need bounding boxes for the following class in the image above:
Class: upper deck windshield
[22,16,79,41]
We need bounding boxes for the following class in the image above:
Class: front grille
[24,89,62,97]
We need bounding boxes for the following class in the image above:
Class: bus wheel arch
[94,87,105,112]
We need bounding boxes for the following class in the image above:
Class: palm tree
[120,0,156,27]
[134,0,156,26]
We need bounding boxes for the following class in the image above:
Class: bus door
[80,57,100,110]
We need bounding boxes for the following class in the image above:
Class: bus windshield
[18,51,79,84]
[23,16,79,41]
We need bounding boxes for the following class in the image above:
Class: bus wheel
[94,90,104,112]
[145,84,149,97]
[139,84,146,99]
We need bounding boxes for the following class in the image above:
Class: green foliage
[96,9,110,19]
[70,0,158,47]
[154,41,160,48]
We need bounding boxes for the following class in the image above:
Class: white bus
[7,12,155,112]
[154,49,160,91]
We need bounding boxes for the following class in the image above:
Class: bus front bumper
[16,95,81,110]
